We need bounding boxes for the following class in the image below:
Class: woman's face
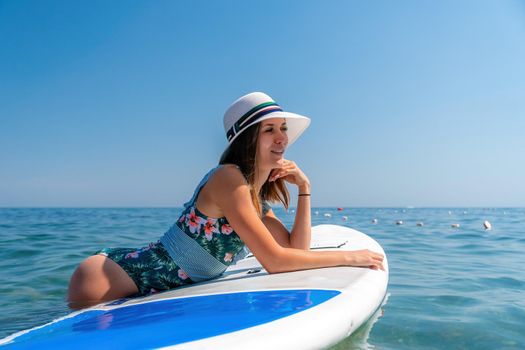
[256,118,288,170]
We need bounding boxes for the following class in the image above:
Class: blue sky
[1,0,524,207]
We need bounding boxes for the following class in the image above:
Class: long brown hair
[219,123,290,216]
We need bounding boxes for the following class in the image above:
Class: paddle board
[0,224,389,349]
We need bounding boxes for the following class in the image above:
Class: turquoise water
[0,207,523,349]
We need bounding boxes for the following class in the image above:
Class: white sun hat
[223,92,311,146]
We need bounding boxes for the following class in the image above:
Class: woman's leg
[67,255,139,309]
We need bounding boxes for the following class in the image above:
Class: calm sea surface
[0,207,523,349]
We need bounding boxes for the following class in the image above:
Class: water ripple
[1,207,524,350]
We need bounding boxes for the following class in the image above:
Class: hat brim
[227,111,311,146]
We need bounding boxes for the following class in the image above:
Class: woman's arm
[269,160,311,250]
[261,209,292,248]
[261,195,311,250]
[291,182,311,249]
[210,166,384,274]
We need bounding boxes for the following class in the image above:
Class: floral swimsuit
[97,167,269,296]
[97,205,250,296]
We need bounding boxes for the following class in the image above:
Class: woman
[67,92,384,309]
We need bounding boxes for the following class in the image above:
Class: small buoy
[483,220,492,230]
[324,213,332,218]
[416,222,424,227]
[463,211,467,215]
[372,218,378,224]
[396,220,403,225]
[337,207,343,211]
[451,223,460,228]
[342,216,348,221]
[291,209,295,214]
[314,211,319,215]
[448,211,452,215]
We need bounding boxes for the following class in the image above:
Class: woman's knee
[69,255,106,283]
[68,256,108,298]
[67,255,138,308]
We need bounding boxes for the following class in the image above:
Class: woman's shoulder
[206,164,247,191]
[212,164,243,180]
[195,165,248,217]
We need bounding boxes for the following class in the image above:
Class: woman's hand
[268,159,310,189]
[346,250,385,271]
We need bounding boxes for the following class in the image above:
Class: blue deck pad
[4,289,340,349]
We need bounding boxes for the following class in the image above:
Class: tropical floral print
[185,207,206,234]
[177,269,189,280]
[223,252,234,263]
[97,201,271,297]
[221,223,233,235]
[176,205,246,262]
[96,242,193,296]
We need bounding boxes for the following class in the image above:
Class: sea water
[0,207,523,349]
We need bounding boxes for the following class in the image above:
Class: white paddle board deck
[0,224,389,350]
